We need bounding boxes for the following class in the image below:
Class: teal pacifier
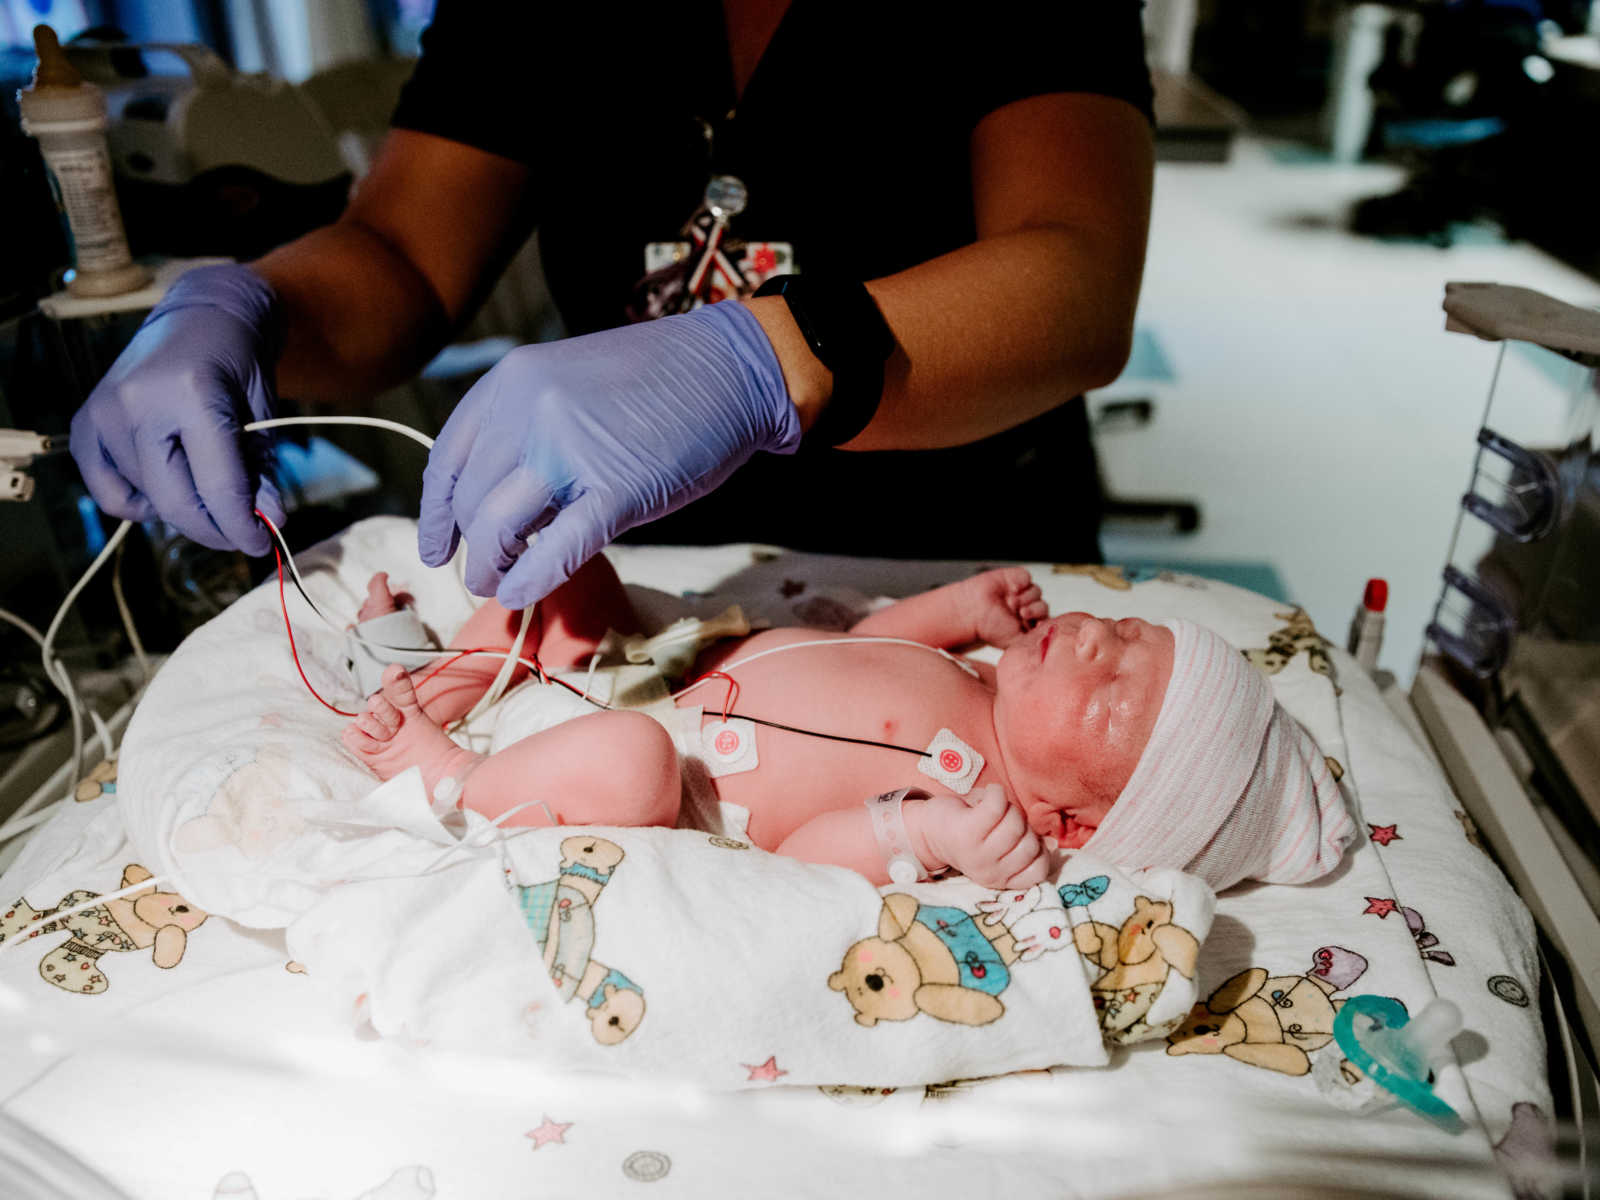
[1334,994,1466,1132]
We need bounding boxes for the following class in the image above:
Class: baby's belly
[675,631,997,849]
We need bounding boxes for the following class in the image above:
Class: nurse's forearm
[252,221,455,407]
[748,225,1138,451]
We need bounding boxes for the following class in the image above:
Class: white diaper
[486,666,749,840]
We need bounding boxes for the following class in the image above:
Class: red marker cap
[1363,578,1388,613]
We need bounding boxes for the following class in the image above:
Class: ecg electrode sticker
[702,718,759,777]
[917,728,984,794]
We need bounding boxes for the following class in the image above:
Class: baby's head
[994,613,1175,839]
[995,614,1353,890]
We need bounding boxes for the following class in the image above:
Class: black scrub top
[393,1,1153,563]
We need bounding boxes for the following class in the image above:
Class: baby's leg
[460,709,680,827]
[343,666,680,828]
[414,554,642,724]
[532,551,641,669]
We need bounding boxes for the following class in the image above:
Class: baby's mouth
[1039,626,1054,661]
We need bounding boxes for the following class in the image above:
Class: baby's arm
[777,785,1051,888]
[848,567,1045,649]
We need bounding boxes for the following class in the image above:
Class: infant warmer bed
[0,519,1554,1198]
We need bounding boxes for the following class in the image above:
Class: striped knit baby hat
[1083,618,1356,891]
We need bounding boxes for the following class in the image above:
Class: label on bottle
[40,142,136,274]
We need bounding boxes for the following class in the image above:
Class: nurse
[69,1,1155,610]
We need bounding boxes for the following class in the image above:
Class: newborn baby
[342,559,1353,891]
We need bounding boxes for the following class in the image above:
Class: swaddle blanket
[0,524,1553,1197]
[283,772,1215,1087]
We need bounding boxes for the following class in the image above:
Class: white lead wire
[243,415,436,451]
[31,415,442,814]
[671,634,979,703]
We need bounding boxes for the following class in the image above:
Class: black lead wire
[268,519,934,761]
[733,713,932,758]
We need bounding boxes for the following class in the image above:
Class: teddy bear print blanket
[280,776,1215,1087]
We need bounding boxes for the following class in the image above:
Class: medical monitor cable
[262,524,944,761]
[255,499,954,763]
[29,417,432,814]
[0,605,109,846]
[39,411,995,854]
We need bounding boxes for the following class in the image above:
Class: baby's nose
[1075,619,1110,658]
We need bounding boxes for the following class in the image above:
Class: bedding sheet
[0,519,1550,1198]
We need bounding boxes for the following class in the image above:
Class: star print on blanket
[245,837,1194,1084]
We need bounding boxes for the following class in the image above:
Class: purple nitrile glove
[419,299,802,609]
[69,264,285,555]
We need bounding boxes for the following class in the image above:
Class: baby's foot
[342,664,483,801]
[357,572,401,623]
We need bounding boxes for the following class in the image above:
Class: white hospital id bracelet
[865,787,931,885]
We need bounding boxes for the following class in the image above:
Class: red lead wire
[260,513,928,761]
[268,529,359,717]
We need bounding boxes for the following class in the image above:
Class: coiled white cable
[30,416,439,815]
[110,538,149,681]
[0,605,89,841]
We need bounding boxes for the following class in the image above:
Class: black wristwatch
[752,274,896,449]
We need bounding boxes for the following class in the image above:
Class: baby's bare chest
[678,631,997,837]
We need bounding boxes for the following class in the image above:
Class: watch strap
[753,274,894,449]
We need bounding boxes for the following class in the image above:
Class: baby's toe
[342,724,381,755]
[352,711,391,742]
[357,572,399,622]
[366,693,402,734]
[379,663,421,712]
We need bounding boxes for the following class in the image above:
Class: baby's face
[993,613,1175,826]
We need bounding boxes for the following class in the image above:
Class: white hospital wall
[1096,135,1600,684]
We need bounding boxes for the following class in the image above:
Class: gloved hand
[69,264,284,555]
[419,300,802,608]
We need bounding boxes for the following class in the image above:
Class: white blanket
[283,791,1214,1084]
[0,519,1549,1199]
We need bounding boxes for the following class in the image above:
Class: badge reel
[636,172,794,318]
[678,174,747,308]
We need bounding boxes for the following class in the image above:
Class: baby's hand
[964,567,1046,648]
[916,784,1051,889]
